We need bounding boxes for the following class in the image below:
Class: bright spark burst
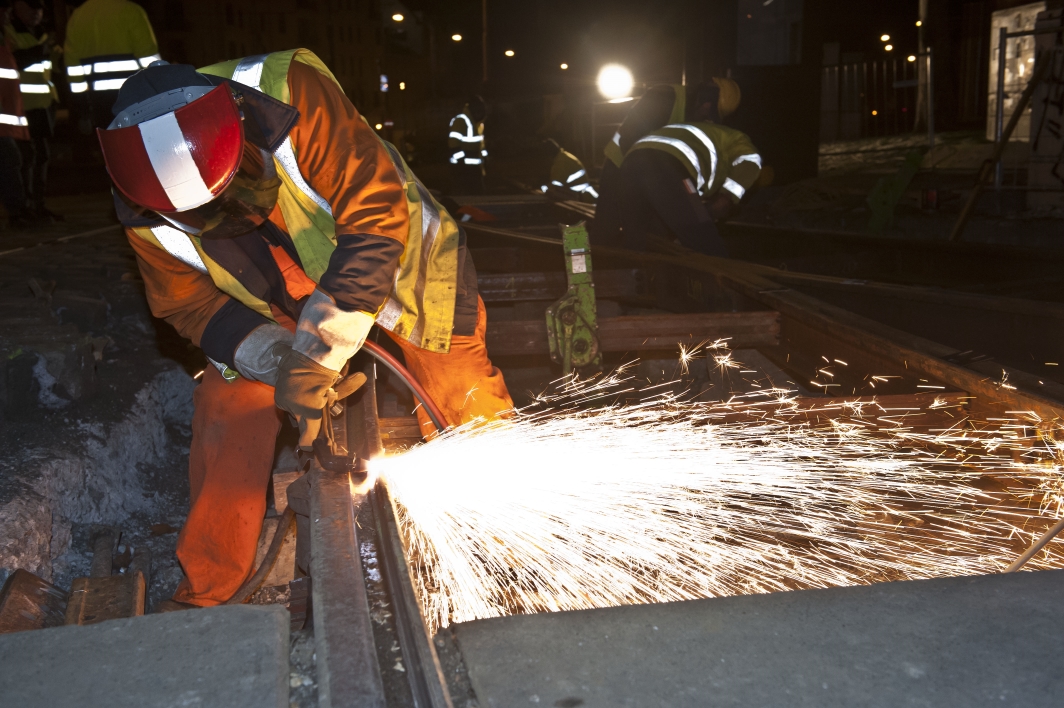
[373,369,1064,633]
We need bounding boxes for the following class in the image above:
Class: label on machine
[570,253,587,274]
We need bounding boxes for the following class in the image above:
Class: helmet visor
[158,143,281,239]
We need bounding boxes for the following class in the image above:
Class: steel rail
[372,482,454,708]
[308,463,386,707]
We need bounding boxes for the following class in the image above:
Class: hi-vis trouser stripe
[231,54,333,216]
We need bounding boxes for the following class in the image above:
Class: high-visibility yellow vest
[628,121,761,202]
[603,83,685,168]
[448,111,485,165]
[129,49,462,353]
[548,148,597,199]
[3,25,57,111]
[64,0,160,95]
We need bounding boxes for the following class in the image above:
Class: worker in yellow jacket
[598,79,761,256]
[3,0,60,220]
[64,0,159,131]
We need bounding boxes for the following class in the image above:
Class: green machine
[546,222,600,375]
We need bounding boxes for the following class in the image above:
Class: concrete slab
[0,604,289,708]
[453,570,1064,708]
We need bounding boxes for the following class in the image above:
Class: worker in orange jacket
[97,51,513,608]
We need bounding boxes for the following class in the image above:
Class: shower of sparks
[372,365,1064,633]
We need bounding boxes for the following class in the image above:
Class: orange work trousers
[173,296,513,606]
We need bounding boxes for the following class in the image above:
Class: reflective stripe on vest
[0,113,28,126]
[20,59,51,93]
[448,112,485,164]
[232,53,333,216]
[631,123,719,196]
[66,53,159,92]
[194,49,461,352]
[151,225,208,273]
[733,153,761,168]
[722,178,745,199]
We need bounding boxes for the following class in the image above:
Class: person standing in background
[4,0,61,221]
[448,95,487,194]
[64,0,159,132]
[0,11,30,230]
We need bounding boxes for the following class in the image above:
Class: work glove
[275,351,366,449]
[276,288,375,449]
[232,323,294,387]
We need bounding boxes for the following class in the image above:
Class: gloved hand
[277,288,376,449]
[275,350,369,449]
[274,350,340,449]
[233,323,294,387]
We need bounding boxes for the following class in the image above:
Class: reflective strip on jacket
[64,0,159,95]
[549,148,598,198]
[448,112,485,165]
[129,49,462,353]
[3,24,57,110]
[0,46,28,139]
[603,83,685,168]
[628,121,761,201]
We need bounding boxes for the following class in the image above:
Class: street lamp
[884,44,893,51]
[504,49,515,57]
[451,33,462,42]
[907,55,916,62]
[560,63,568,70]
[597,64,633,100]
[880,34,890,41]
[392,13,404,22]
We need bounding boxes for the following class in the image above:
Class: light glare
[451,33,462,42]
[505,49,515,57]
[597,63,634,100]
[392,13,404,22]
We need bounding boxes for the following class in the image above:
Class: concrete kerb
[0,604,290,708]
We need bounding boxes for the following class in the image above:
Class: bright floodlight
[560,63,568,70]
[504,49,515,57]
[597,64,633,100]
[451,33,462,42]
[880,34,890,41]
[392,13,404,22]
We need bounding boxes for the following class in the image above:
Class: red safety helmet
[99,79,281,238]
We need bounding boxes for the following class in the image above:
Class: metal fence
[821,59,920,142]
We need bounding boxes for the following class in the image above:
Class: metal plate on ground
[452,570,1064,707]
